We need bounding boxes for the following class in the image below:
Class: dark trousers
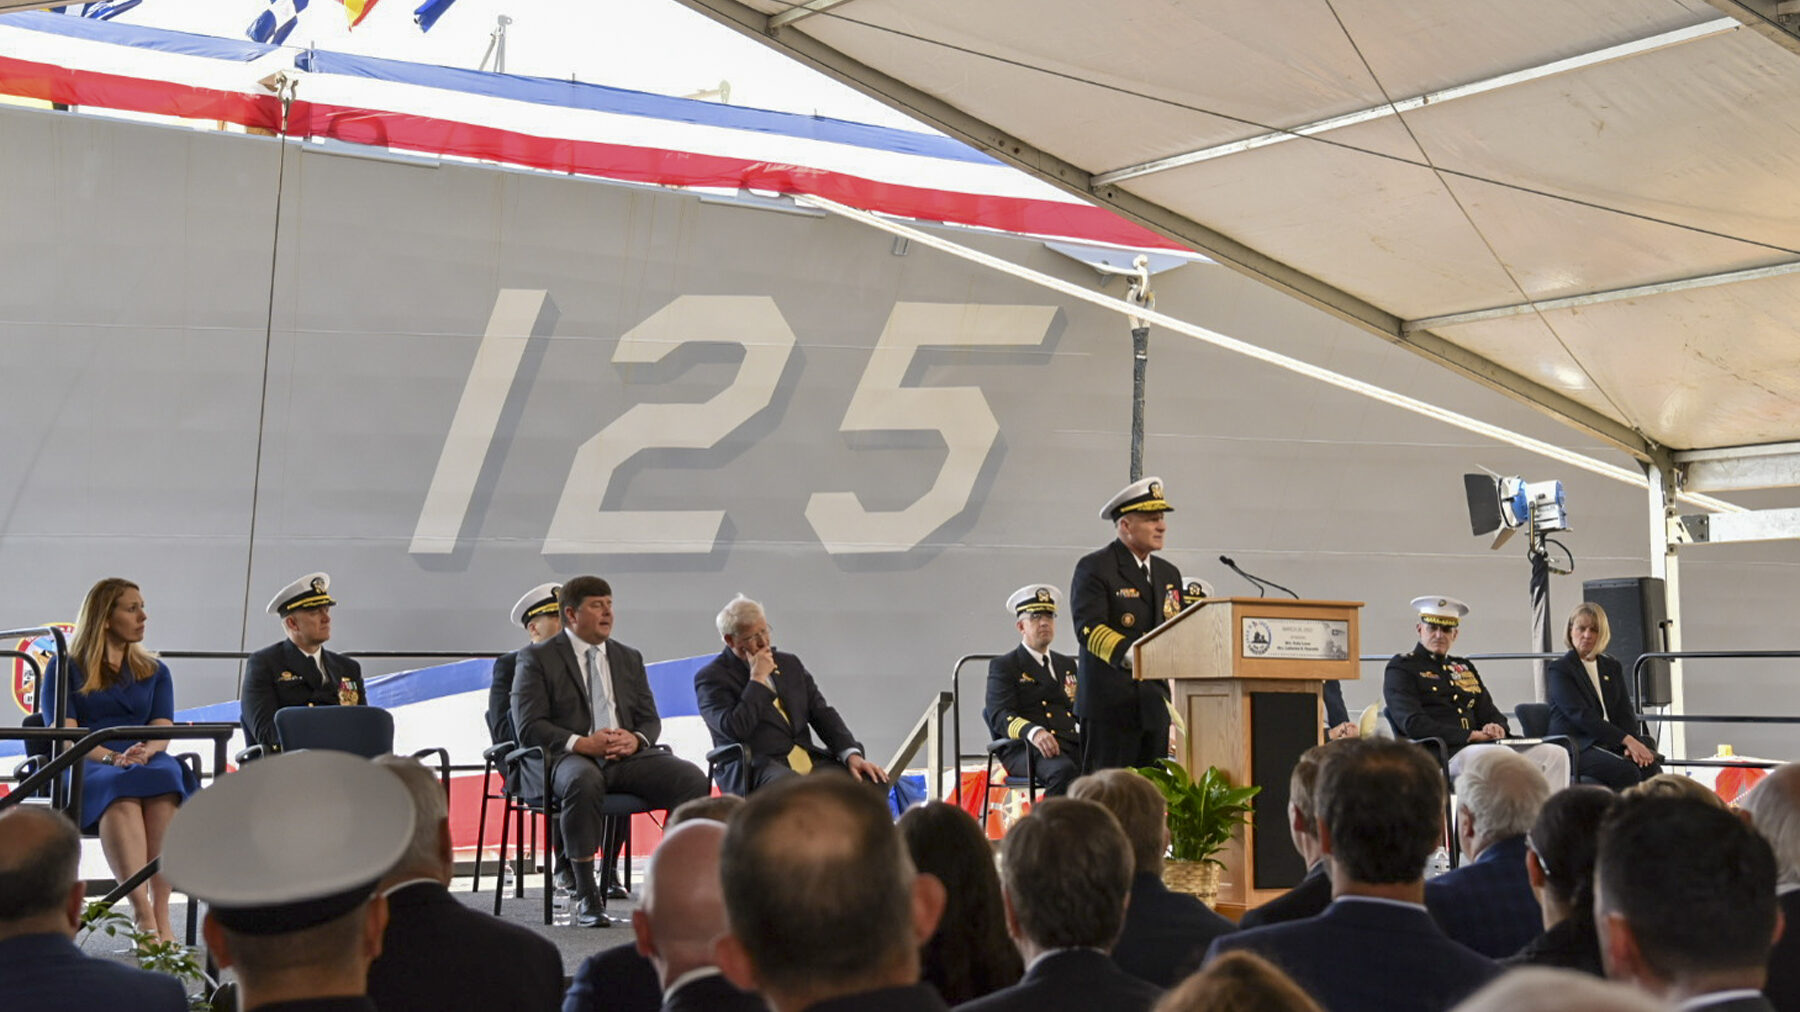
[1082,684,1172,773]
[1577,743,1662,790]
[552,749,708,858]
[996,739,1083,796]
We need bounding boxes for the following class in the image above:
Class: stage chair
[980,738,1041,828]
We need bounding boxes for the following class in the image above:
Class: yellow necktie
[770,689,814,774]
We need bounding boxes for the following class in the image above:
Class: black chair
[980,738,1041,827]
[275,705,394,757]
[1514,702,1552,737]
[471,741,517,895]
[704,742,752,796]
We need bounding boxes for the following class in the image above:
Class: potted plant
[1134,759,1260,905]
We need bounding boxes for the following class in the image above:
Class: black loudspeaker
[1581,577,1671,707]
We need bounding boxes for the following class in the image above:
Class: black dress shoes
[573,893,611,928]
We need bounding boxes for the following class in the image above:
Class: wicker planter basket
[1162,860,1221,907]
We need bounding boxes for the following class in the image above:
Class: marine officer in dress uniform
[1070,477,1205,772]
[1382,595,1570,785]
[984,584,1083,795]
[240,573,367,753]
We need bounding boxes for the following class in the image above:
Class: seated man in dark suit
[1206,739,1500,1012]
[1740,762,1800,1012]
[984,584,1083,796]
[367,756,562,1012]
[240,572,367,752]
[511,575,709,927]
[630,821,765,1011]
[715,774,948,1012]
[1069,769,1234,986]
[0,806,187,1012]
[1424,745,1550,958]
[694,595,886,796]
[1238,743,1334,930]
[1597,794,1783,1011]
[489,583,563,747]
[959,797,1163,1012]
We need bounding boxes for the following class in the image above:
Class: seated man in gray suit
[512,575,708,927]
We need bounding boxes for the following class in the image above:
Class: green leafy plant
[81,900,215,1011]
[1134,759,1261,867]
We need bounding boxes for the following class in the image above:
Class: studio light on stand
[1465,473,1575,697]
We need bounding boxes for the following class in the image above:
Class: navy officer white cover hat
[1100,476,1173,520]
[268,572,333,617]
[1008,584,1061,616]
[1412,595,1470,628]
[161,750,414,936]
[511,583,562,627]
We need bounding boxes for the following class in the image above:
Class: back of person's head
[1451,967,1673,1012]
[1288,744,1330,839]
[1621,773,1725,808]
[1314,739,1444,884]
[218,904,376,979]
[1739,762,1800,886]
[670,793,746,827]
[720,772,922,996]
[372,756,450,882]
[1069,768,1168,874]
[1526,785,1617,913]
[1455,746,1551,851]
[635,820,729,981]
[1595,795,1778,983]
[999,797,1133,951]
[1153,950,1324,1012]
[0,807,80,932]
[898,802,1021,1005]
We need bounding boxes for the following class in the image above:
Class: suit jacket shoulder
[0,934,188,1012]
[662,972,768,1012]
[563,940,662,1012]
[956,949,1162,1012]
[368,882,562,1012]
[1113,872,1236,987]
[1237,866,1332,930]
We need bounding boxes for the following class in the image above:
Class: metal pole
[1645,462,1687,757]
[1528,534,1551,701]
[1130,325,1148,482]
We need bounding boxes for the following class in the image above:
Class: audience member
[631,821,765,1011]
[695,595,887,795]
[1424,747,1550,958]
[716,773,947,1012]
[1451,968,1672,1012]
[1544,602,1660,789]
[1238,745,1333,930]
[1622,772,1726,808]
[958,797,1163,1012]
[162,750,417,1012]
[897,802,1022,1005]
[1206,739,1500,1012]
[670,793,745,826]
[0,806,187,1012]
[1068,768,1235,985]
[1595,794,1780,1010]
[1153,950,1324,1012]
[365,756,562,1012]
[984,584,1083,795]
[489,583,563,747]
[48,577,196,939]
[241,572,367,753]
[1504,785,1616,976]
[1729,762,1800,1012]
[511,575,708,927]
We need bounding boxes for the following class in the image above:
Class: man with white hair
[694,594,886,796]
[1425,747,1552,959]
[1740,762,1800,1012]
[630,821,764,1011]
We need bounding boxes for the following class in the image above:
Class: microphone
[1219,555,1300,599]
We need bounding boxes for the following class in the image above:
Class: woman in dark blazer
[1544,602,1661,789]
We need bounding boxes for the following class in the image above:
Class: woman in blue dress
[50,577,196,940]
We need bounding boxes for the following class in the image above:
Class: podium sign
[1133,597,1362,917]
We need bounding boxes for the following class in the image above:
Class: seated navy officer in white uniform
[161,750,417,1012]
[984,584,1083,796]
[1383,595,1570,787]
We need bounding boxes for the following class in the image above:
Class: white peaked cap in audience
[511,583,562,627]
[1411,595,1470,628]
[1100,476,1173,520]
[1008,584,1061,616]
[162,750,414,935]
[268,572,334,617]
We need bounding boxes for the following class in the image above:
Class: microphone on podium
[1218,555,1301,600]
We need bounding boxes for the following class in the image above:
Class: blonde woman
[1545,602,1661,790]
[49,578,195,940]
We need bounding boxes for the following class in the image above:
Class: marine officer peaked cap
[161,750,414,936]
[268,572,334,617]
[1412,595,1470,628]
[1100,476,1173,520]
[511,582,562,627]
[1008,584,1061,616]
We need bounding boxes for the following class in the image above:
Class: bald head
[0,807,83,939]
[1741,762,1800,887]
[634,821,729,985]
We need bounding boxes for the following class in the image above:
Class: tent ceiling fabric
[680,0,1800,458]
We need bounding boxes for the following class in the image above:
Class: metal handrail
[158,649,506,661]
[886,691,953,801]
[3,625,71,807]
[945,653,998,808]
[0,724,238,817]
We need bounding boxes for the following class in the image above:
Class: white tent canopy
[678,0,1800,485]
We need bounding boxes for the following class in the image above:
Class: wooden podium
[1134,597,1362,918]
